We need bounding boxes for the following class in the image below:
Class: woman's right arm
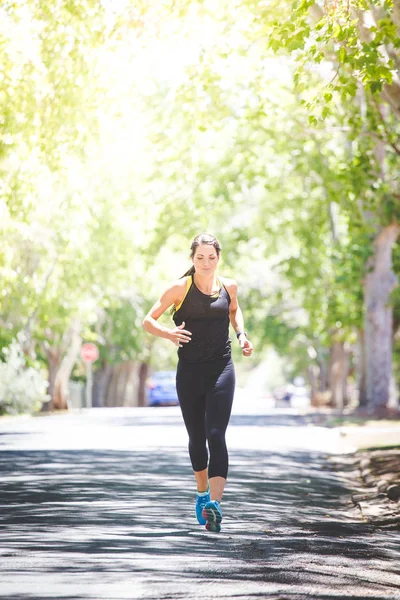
[142,281,192,347]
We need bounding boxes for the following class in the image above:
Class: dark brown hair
[181,233,222,278]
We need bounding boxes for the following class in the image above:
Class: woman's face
[192,243,220,274]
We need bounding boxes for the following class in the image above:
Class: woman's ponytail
[181,265,195,279]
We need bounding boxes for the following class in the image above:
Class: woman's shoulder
[169,276,193,311]
[174,275,192,289]
[158,276,190,302]
[219,276,237,290]
[169,276,192,301]
[219,276,238,301]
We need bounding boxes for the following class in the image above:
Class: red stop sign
[80,343,99,363]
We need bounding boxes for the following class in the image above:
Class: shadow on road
[111,411,333,429]
[0,411,399,599]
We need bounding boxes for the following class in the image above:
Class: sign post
[80,343,99,409]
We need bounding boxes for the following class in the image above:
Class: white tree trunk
[364,224,399,414]
[122,361,139,407]
[43,347,61,412]
[53,319,82,410]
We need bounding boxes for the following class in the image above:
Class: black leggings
[176,357,235,479]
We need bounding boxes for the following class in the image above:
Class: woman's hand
[169,322,192,348]
[238,334,253,357]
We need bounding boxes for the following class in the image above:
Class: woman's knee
[207,427,226,451]
[188,439,208,472]
[189,433,207,457]
[207,428,228,478]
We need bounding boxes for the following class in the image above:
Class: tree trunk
[364,223,399,415]
[328,340,350,410]
[356,328,368,407]
[103,361,141,407]
[318,354,328,392]
[308,359,332,407]
[42,348,61,412]
[308,364,320,406]
[92,362,113,407]
[53,320,82,410]
[105,364,123,406]
[122,361,138,407]
[138,362,149,407]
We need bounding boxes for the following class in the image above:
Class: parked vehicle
[147,370,179,406]
[273,377,310,409]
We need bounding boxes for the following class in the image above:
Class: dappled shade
[1,411,399,599]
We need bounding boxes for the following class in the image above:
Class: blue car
[147,370,179,406]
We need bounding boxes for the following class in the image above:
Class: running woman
[142,233,253,532]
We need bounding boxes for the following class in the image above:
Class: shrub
[0,339,49,415]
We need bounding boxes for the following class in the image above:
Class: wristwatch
[236,332,247,339]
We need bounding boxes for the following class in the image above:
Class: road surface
[0,401,399,599]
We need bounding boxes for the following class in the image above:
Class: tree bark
[356,328,368,407]
[393,0,400,33]
[105,364,123,406]
[103,361,141,407]
[52,320,82,410]
[318,353,328,392]
[92,362,113,407]
[364,223,399,414]
[308,364,320,406]
[122,361,138,407]
[138,362,150,407]
[42,347,61,412]
[328,340,350,410]
[307,354,332,407]
[118,361,131,406]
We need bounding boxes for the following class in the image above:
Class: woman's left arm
[225,279,253,357]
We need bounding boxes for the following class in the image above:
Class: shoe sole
[205,521,221,532]
[202,505,222,532]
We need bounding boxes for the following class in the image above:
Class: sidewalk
[352,447,400,526]
[324,415,400,529]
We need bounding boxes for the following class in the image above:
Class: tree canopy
[1,0,399,413]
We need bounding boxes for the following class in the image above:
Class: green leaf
[369,80,383,94]
[343,80,357,97]
[339,46,347,63]
[269,39,281,53]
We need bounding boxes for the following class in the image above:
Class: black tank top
[173,275,231,363]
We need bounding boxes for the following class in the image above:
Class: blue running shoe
[202,500,222,532]
[195,488,210,525]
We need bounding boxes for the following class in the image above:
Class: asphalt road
[0,401,399,600]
